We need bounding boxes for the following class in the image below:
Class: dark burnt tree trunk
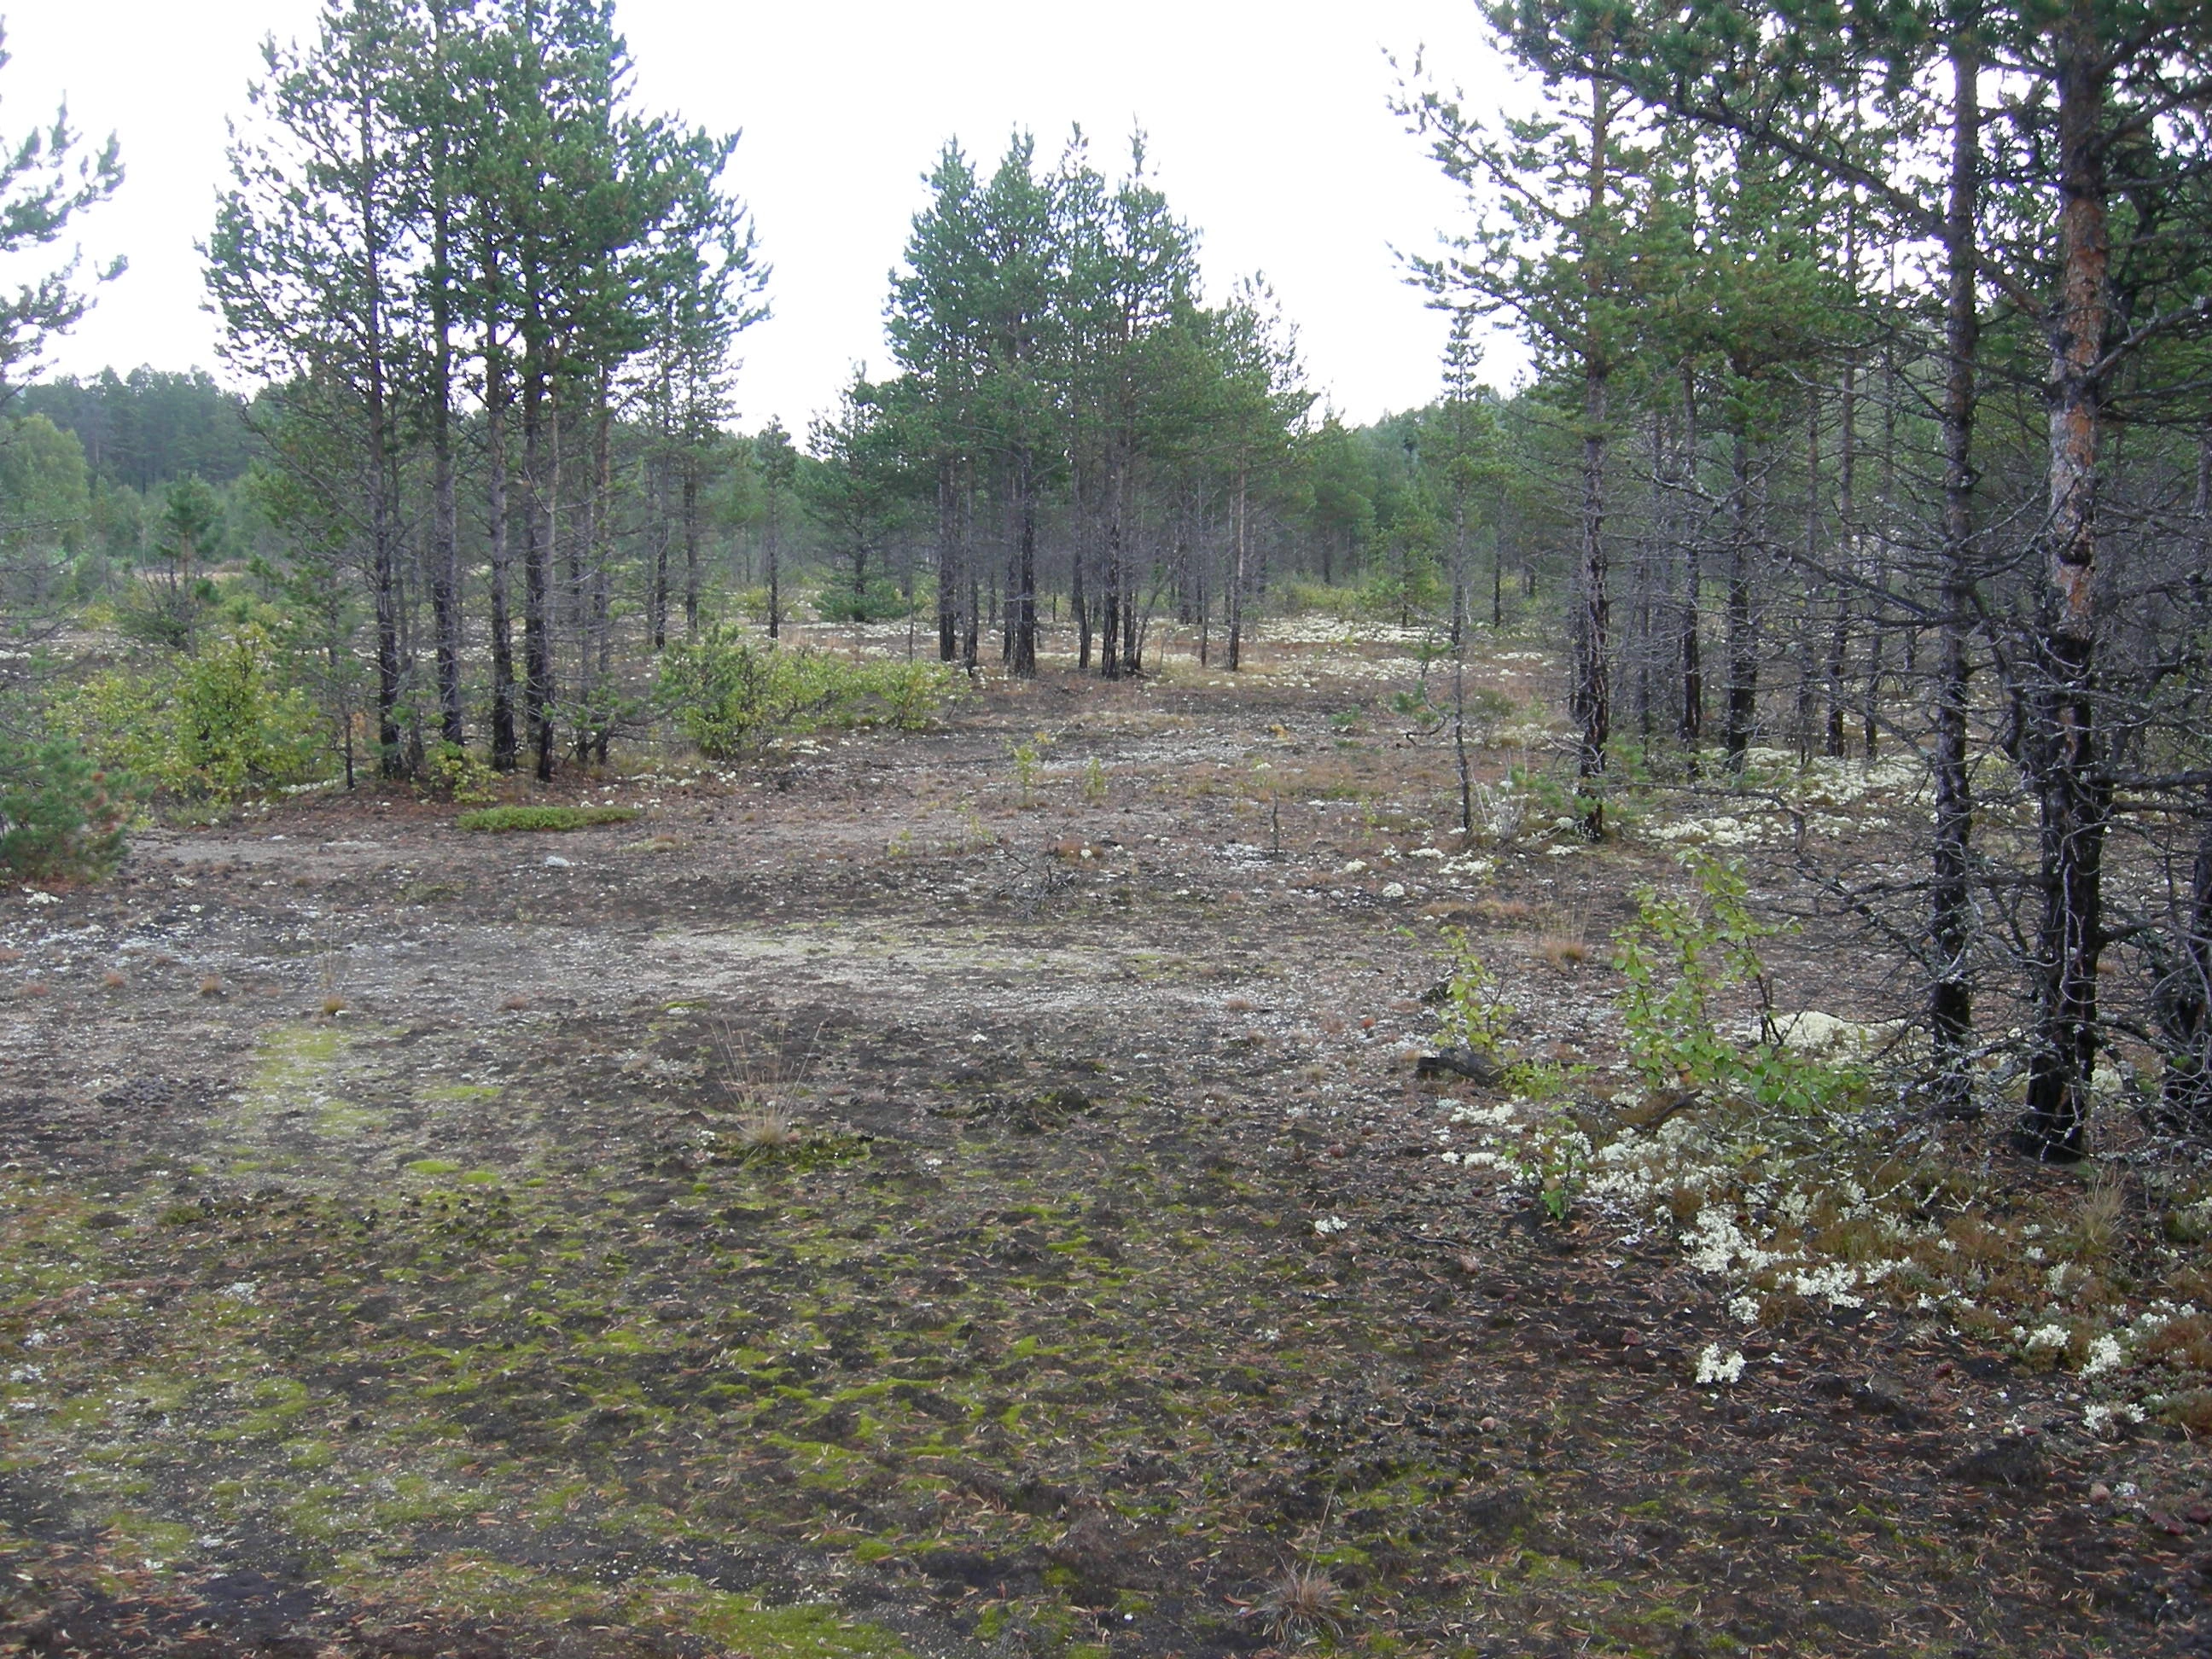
[1722,427,1756,773]
[1928,24,1983,1115]
[2018,3,2114,1161]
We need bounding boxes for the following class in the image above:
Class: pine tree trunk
[428,144,463,748]
[1011,445,1038,675]
[1678,375,1703,770]
[2019,4,2113,1160]
[1723,428,1756,772]
[1929,31,1982,1115]
[935,457,958,661]
[524,361,556,783]
[2156,810,2212,1132]
[1101,450,1125,679]
[1227,465,1249,672]
[682,459,701,638]
[1571,75,1612,837]
[1825,200,1860,760]
[765,480,783,642]
[649,444,670,653]
[486,345,518,771]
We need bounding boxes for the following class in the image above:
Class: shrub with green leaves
[60,626,327,800]
[423,742,499,805]
[1613,852,1868,1114]
[1435,925,1515,1061]
[0,732,131,881]
[655,626,969,758]
[173,628,326,795]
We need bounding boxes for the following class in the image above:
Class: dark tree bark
[1569,74,1613,837]
[1929,25,1982,1115]
[1010,445,1038,675]
[1722,428,1757,772]
[1677,376,1704,770]
[2018,3,2115,1161]
[426,3,463,751]
[485,338,518,771]
[935,457,958,661]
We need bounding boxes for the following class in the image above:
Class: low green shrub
[812,578,916,624]
[456,805,638,833]
[655,626,969,758]
[1272,579,1364,619]
[423,742,500,804]
[1614,851,1870,1114]
[0,732,132,881]
[58,626,327,800]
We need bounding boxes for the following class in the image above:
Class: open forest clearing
[10,0,2212,1652]
[3,625,2210,1659]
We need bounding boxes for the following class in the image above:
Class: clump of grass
[736,1104,802,1149]
[320,994,346,1018]
[711,1018,820,1155]
[457,804,638,833]
[198,974,224,997]
[2073,1170,2126,1262]
[1473,896,1544,928]
[1536,905,1592,968]
[1254,1565,1344,1641]
[102,969,126,990]
[498,993,530,1011]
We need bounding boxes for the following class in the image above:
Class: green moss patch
[456,804,638,833]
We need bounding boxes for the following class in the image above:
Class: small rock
[2090,1481,2112,1503]
[542,855,572,869]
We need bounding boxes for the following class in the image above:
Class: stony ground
[2,637,2209,1659]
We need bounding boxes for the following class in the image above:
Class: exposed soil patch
[3,651,2209,1657]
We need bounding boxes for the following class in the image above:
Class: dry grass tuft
[1472,897,1544,928]
[198,975,224,998]
[1534,903,1593,968]
[736,1103,802,1149]
[102,969,127,990]
[321,995,347,1017]
[1255,1565,1344,1640]
[711,1017,821,1155]
[498,994,530,1011]
[2074,1170,2126,1261]
[20,980,49,998]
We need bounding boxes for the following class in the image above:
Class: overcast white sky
[8,1,1522,432]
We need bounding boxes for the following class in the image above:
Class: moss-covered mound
[457,804,638,833]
